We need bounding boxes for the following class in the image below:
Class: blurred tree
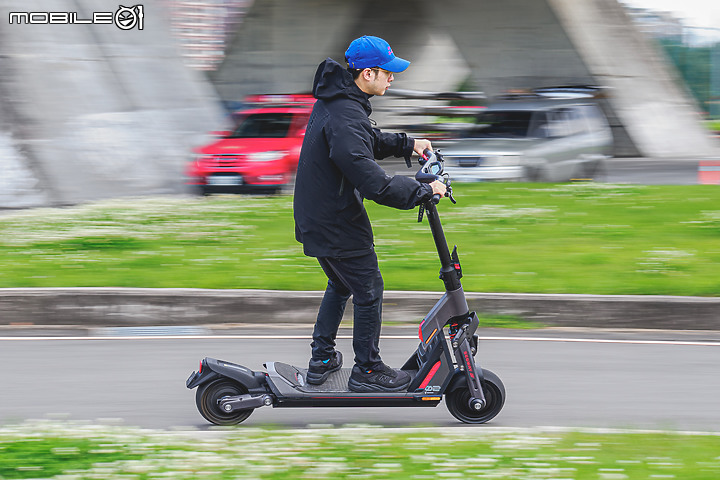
[659,38,719,119]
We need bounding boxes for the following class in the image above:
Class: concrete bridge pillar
[548,0,716,158]
[0,0,227,208]
[2,0,717,209]
[215,0,718,158]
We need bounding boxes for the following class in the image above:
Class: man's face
[367,68,394,96]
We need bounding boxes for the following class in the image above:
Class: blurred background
[1,0,718,208]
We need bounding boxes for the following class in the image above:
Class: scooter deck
[270,362,425,395]
[272,362,356,393]
[275,362,353,393]
[266,362,438,407]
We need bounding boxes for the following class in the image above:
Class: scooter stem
[424,200,462,292]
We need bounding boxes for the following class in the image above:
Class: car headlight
[194,155,211,168]
[247,151,287,162]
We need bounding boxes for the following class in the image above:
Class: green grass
[384,314,542,329]
[1,183,720,295]
[0,437,144,479]
[1,421,720,479]
[477,314,543,329]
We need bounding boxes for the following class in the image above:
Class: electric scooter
[186,150,506,425]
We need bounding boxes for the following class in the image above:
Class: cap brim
[379,56,410,73]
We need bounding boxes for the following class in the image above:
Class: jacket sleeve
[372,128,415,164]
[326,108,432,210]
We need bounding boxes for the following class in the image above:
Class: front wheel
[196,379,254,425]
[445,369,505,424]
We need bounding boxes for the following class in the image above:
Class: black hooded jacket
[293,58,433,258]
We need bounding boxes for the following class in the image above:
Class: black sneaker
[306,351,343,385]
[348,363,411,392]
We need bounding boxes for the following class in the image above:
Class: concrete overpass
[1,0,718,208]
[215,0,718,159]
[0,0,226,208]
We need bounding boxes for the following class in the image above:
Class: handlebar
[414,149,455,205]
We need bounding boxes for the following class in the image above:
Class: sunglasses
[370,67,393,76]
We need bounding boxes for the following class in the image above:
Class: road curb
[1,288,719,330]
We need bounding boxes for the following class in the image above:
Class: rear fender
[186,357,267,393]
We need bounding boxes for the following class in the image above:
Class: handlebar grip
[416,171,440,183]
[431,193,441,204]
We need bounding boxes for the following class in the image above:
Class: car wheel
[575,159,607,182]
[522,165,545,182]
[587,158,607,182]
[281,173,297,195]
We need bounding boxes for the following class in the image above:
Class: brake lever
[443,174,457,204]
[447,186,457,204]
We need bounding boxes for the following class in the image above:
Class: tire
[195,379,254,426]
[445,369,506,424]
[281,173,297,195]
[587,158,607,182]
[521,165,537,182]
[522,164,546,182]
[573,158,606,183]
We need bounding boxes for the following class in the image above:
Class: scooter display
[186,150,506,425]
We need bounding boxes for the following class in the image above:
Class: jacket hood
[312,58,372,115]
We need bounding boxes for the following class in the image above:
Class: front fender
[447,368,505,400]
[446,367,489,392]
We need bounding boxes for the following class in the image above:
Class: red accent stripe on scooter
[311,396,407,400]
[418,361,442,389]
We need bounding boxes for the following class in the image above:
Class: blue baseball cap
[345,36,410,73]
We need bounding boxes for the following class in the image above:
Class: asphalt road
[2,326,719,431]
[1,157,716,431]
[603,158,708,185]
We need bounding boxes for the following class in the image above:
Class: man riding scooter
[293,35,447,392]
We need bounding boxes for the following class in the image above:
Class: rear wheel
[445,369,505,424]
[584,158,607,182]
[522,164,547,182]
[571,158,607,182]
[196,379,254,425]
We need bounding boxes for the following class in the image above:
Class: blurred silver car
[440,91,613,182]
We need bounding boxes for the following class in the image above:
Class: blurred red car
[187,94,315,195]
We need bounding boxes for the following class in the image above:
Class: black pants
[311,250,384,369]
